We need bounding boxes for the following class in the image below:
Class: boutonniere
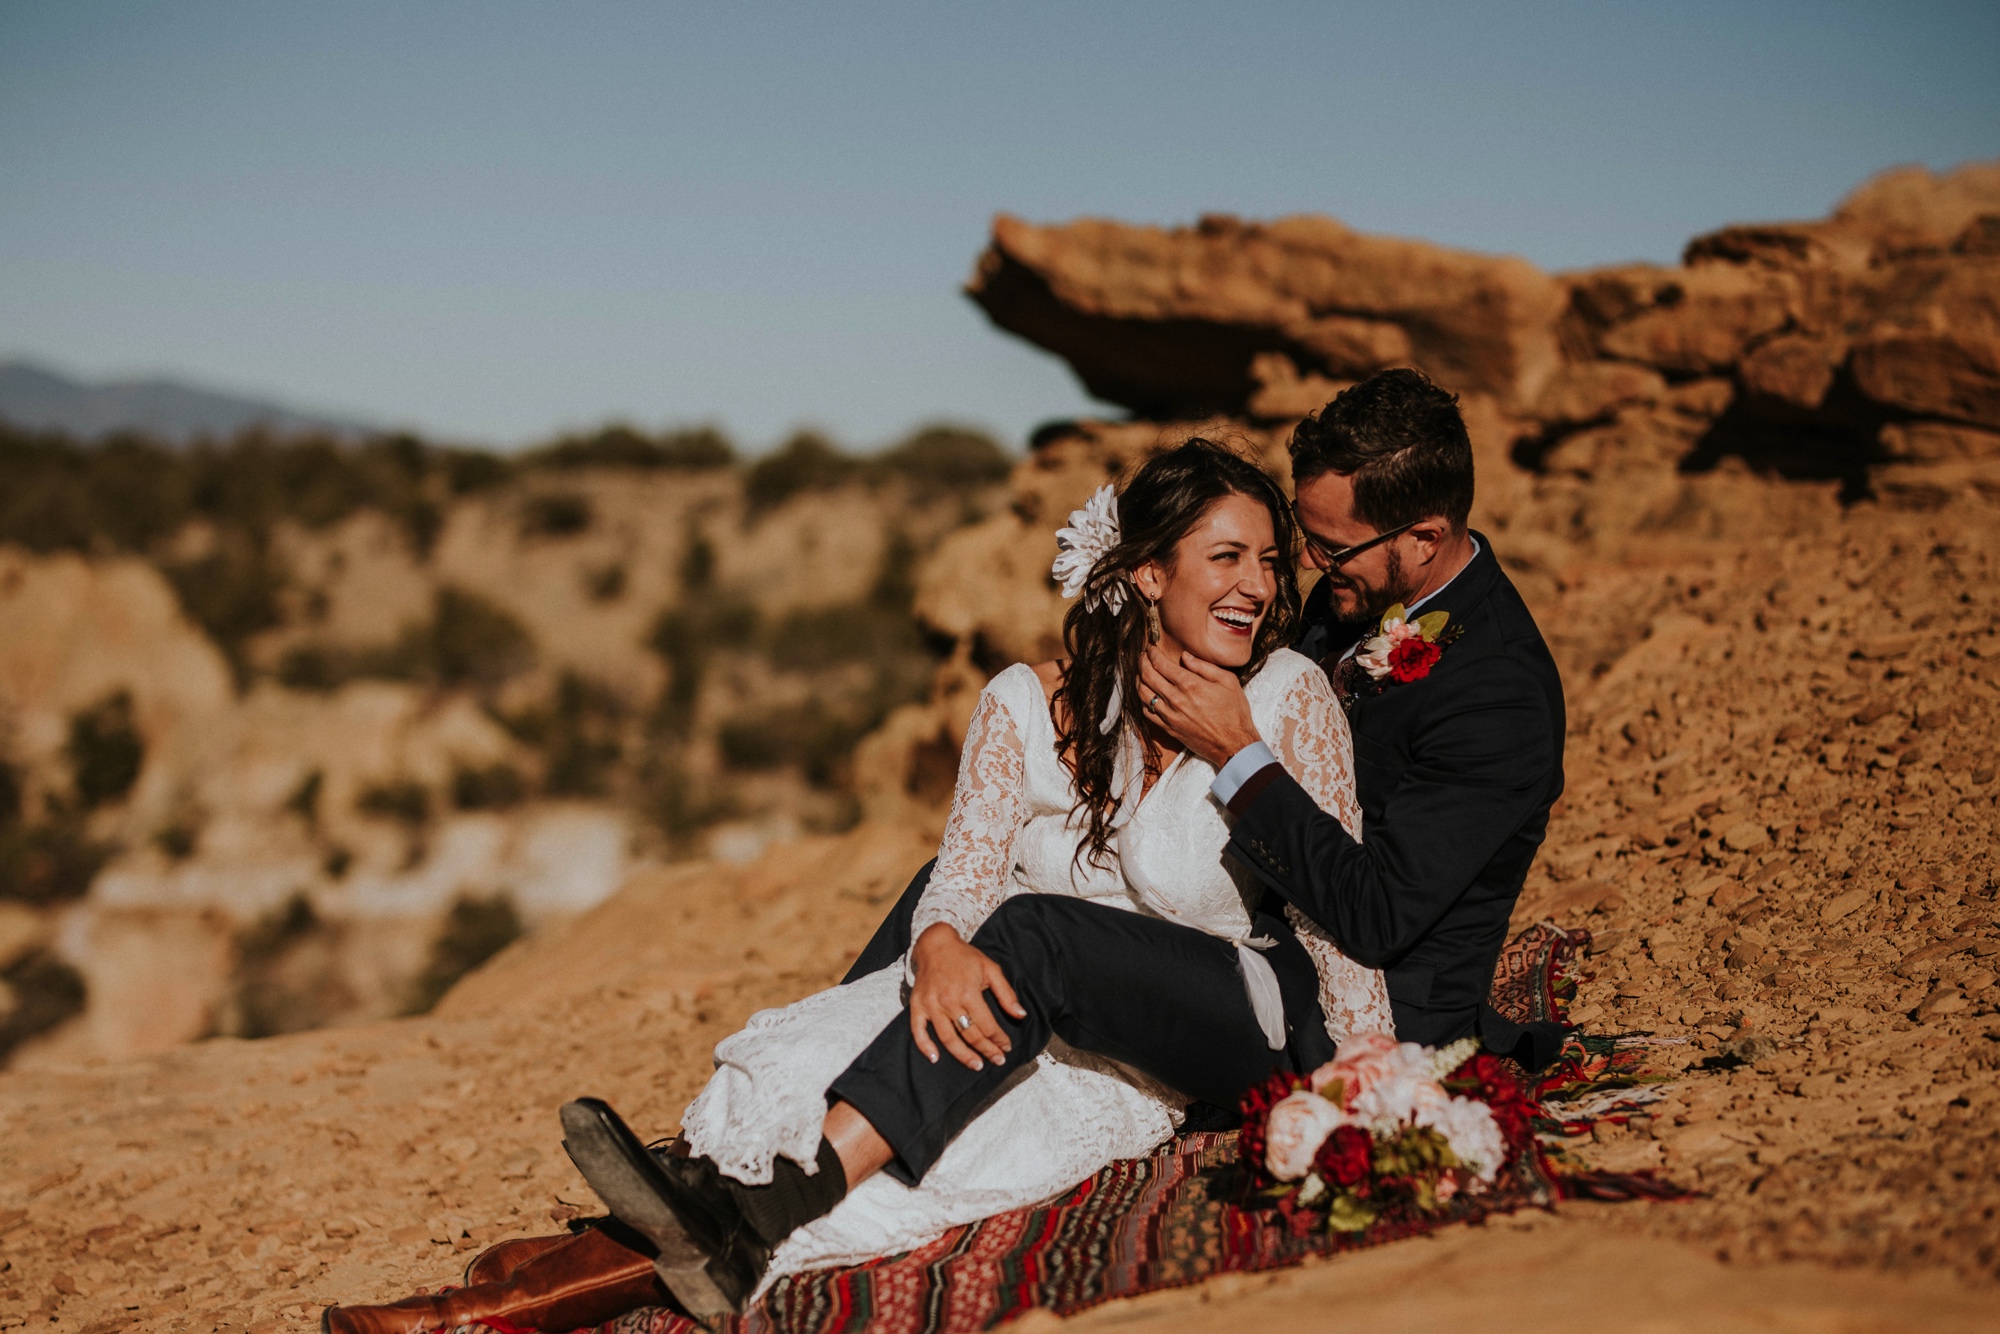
[1334,603,1462,705]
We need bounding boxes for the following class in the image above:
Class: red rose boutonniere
[1386,636,1441,682]
[1333,603,1462,705]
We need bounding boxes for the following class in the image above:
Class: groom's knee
[970,896,1087,999]
[972,894,1067,949]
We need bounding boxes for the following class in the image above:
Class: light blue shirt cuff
[1210,740,1276,807]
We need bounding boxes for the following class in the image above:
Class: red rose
[1388,637,1442,683]
[1313,1124,1375,1189]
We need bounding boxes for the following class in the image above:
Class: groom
[852,367,1566,1066]
[1141,368,1566,1062]
[559,369,1565,1315]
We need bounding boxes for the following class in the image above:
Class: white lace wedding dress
[678,647,1392,1289]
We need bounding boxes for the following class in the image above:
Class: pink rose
[1308,1032,1406,1105]
[1263,1089,1350,1181]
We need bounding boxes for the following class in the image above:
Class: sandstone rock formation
[256,468,938,705]
[0,549,236,821]
[921,160,2000,706]
[969,160,2000,495]
[969,213,1566,417]
[1566,161,2000,478]
[0,548,610,1064]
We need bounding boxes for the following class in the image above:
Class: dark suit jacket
[1225,534,1568,1066]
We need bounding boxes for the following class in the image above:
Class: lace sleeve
[1267,667,1396,1044]
[1267,665,1361,838]
[909,679,1031,947]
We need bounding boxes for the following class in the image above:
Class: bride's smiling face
[1131,492,1279,670]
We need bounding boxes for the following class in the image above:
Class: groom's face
[1295,470,1420,623]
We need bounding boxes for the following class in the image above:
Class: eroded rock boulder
[1566,160,2000,475]
[1847,259,2000,430]
[967,212,1566,417]
[1570,261,1797,377]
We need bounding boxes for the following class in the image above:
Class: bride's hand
[909,923,1027,1071]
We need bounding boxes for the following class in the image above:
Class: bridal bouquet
[1237,1034,1537,1233]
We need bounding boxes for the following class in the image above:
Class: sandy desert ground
[5,480,1998,1334]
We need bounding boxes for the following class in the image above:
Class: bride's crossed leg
[670,946,1179,1281]
[560,890,1325,1312]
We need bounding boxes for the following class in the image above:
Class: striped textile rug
[594,1126,1556,1334]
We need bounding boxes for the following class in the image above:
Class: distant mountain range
[0,359,374,442]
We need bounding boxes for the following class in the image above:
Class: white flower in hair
[1051,483,1126,615]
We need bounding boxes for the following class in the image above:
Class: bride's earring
[1144,597,1162,646]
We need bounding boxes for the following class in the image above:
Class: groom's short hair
[1288,368,1474,533]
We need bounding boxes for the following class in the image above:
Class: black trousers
[828,880,1333,1185]
[838,857,936,985]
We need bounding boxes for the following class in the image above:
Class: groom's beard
[1329,547,1418,625]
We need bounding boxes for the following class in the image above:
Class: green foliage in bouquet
[1320,1189,1376,1234]
[1369,1124,1464,1215]
[1283,1123,1465,1233]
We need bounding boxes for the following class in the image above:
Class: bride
[322,440,1390,1334]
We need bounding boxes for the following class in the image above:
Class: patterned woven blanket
[467,923,1675,1334]
[600,1126,1555,1334]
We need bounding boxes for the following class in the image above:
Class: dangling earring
[1144,597,1163,646]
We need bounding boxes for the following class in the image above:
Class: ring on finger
[954,1013,973,1031]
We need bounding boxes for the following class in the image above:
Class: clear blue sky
[3,1,1995,451]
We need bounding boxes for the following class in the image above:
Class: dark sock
[719,1137,848,1247]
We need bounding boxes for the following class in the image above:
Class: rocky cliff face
[0,434,1006,1064]
[969,212,1566,417]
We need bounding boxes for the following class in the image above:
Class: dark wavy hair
[1056,439,1300,868]
[1288,367,1474,532]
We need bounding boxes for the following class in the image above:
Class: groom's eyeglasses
[1298,517,1420,568]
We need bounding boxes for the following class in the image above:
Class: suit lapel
[1297,532,1505,732]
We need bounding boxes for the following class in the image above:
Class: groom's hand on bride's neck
[1140,646,1262,769]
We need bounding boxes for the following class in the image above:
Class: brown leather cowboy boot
[463,1146,695,1286]
[321,1225,669,1334]
[462,1232,571,1287]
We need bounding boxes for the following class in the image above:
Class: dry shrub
[0,951,86,1062]
[66,690,144,810]
[279,586,537,693]
[403,894,523,1015]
